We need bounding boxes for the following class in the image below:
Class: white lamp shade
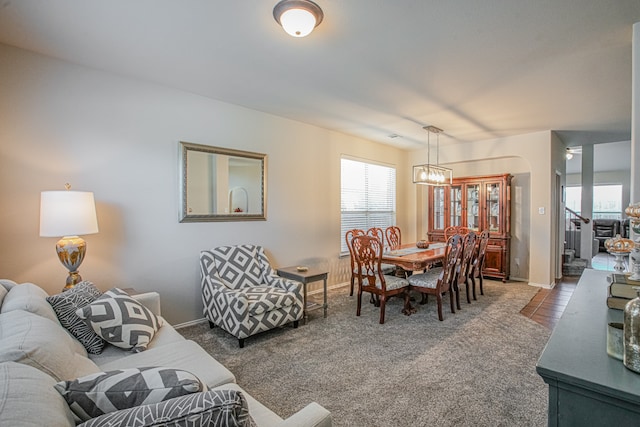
[280,8,317,37]
[40,191,99,237]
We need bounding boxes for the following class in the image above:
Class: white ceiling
[565,140,632,174]
[0,0,638,150]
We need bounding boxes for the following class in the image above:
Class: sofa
[0,279,332,427]
[593,219,621,252]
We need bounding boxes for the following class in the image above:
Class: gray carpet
[179,280,551,427]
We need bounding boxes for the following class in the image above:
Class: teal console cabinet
[536,269,640,426]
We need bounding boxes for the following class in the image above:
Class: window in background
[565,184,622,220]
[340,157,396,254]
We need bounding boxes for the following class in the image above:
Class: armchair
[200,245,303,348]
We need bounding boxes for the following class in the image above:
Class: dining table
[380,242,447,315]
[381,242,447,273]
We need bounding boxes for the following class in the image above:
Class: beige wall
[410,131,561,287]
[0,44,410,324]
[0,43,560,325]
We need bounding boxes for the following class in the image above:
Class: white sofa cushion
[98,340,236,389]
[0,310,100,381]
[55,367,206,421]
[0,361,76,427]
[1,282,60,324]
[76,288,163,352]
[89,317,185,365]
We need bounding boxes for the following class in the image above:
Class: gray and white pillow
[47,281,105,354]
[77,388,256,427]
[54,367,206,421]
[76,288,163,352]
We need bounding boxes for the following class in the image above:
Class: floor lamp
[39,186,99,290]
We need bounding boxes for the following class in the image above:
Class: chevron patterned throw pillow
[76,288,163,352]
[54,367,205,421]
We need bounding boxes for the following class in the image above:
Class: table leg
[323,277,328,318]
[401,290,417,316]
[303,281,308,324]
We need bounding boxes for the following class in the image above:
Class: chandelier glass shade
[413,125,452,186]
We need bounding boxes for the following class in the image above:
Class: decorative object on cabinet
[39,184,99,291]
[426,173,511,282]
[412,125,453,186]
[625,203,640,280]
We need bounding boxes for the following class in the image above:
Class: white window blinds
[340,157,396,253]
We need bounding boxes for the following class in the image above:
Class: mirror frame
[178,141,267,222]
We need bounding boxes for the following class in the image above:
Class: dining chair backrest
[474,230,490,272]
[346,229,365,264]
[346,228,366,297]
[352,234,385,290]
[366,227,387,251]
[441,237,463,289]
[459,232,477,279]
[445,234,464,259]
[445,226,469,240]
[385,226,402,251]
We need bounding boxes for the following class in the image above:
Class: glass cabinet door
[450,185,462,226]
[433,186,446,230]
[485,181,501,233]
[466,184,480,231]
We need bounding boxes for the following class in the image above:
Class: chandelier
[413,125,453,186]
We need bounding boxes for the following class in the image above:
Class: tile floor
[521,252,618,329]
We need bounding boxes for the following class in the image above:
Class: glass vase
[623,287,640,373]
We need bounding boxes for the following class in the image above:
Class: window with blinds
[340,157,396,254]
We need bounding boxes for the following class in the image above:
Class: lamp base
[56,236,87,291]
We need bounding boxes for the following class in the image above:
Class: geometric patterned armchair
[199,245,303,348]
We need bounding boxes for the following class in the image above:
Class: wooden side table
[277,266,328,323]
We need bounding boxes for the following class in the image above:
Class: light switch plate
[538,207,545,214]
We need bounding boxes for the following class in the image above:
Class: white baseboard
[174,318,207,329]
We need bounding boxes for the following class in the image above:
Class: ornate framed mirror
[179,141,267,222]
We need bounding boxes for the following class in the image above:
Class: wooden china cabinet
[426,173,512,281]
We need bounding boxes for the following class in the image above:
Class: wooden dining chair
[352,235,410,324]
[385,226,402,251]
[453,231,477,309]
[470,230,490,297]
[367,227,395,275]
[407,236,462,321]
[444,225,469,240]
[345,229,365,297]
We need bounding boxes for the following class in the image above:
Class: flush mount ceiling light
[273,0,324,37]
[566,147,582,160]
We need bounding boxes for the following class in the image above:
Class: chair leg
[449,290,455,313]
[465,278,472,304]
[208,321,215,329]
[479,274,484,295]
[238,338,245,348]
[472,274,478,300]
[293,320,299,328]
[356,289,362,317]
[379,295,386,324]
[436,293,444,321]
[420,293,428,305]
[350,276,354,296]
[454,282,461,310]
